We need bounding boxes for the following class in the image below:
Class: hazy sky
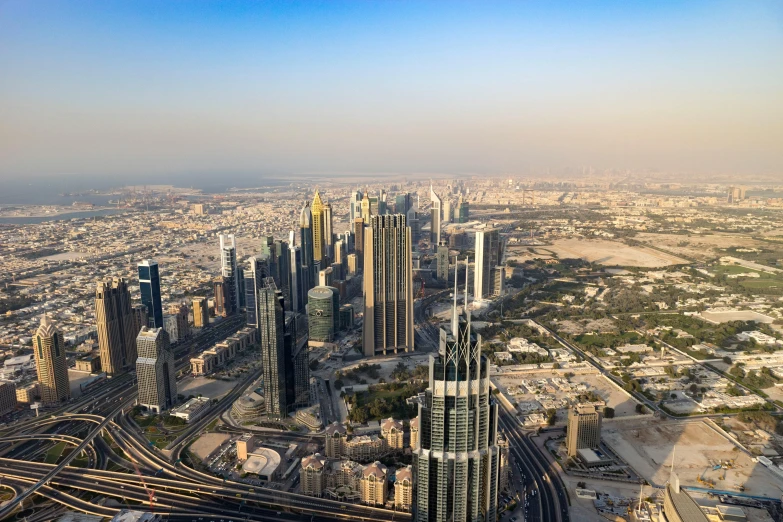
[1,0,781,182]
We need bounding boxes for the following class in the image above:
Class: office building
[300,202,316,290]
[395,193,412,215]
[0,381,17,416]
[136,326,176,413]
[350,189,363,223]
[360,192,372,222]
[323,201,334,258]
[347,254,358,276]
[312,190,326,264]
[289,243,306,313]
[413,270,500,522]
[407,208,421,246]
[213,277,234,317]
[566,404,603,458]
[436,242,449,282]
[219,234,240,311]
[244,257,268,331]
[360,462,388,507]
[131,304,148,338]
[308,286,340,342]
[456,195,470,223]
[475,227,504,299]
[334,238,345,269]
[443,198,451,224]
[192,297,209,328]
[33,316,71,405]
[138,260,163,328]
[192,203,207,215]
[430,184,442,244]
[168,303,190,341]
[377,189,387,215]
[95,278,137,376]
[362,214,415,357]
[394,466,413,512]
[319,266,334,288]
[353,218,365,272]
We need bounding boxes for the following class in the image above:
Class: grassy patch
[44,442,66,464]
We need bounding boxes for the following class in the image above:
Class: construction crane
[129,457,156,509]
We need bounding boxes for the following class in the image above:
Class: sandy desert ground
[547,238,688,267]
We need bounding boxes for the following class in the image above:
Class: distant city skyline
[1,0,781,180]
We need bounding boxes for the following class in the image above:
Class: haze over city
[2,3,783,522]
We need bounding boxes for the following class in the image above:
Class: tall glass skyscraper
[136,326,176,413]
[413,266,500,522]
[311,190,326,264]
[430,184,442,244]
[474,227,504,299]
[362,214,414,357]
[138,260,163,328]
[300,202,315,290]
[96,278,137,375]
[219,234,240,311]
[308,286,340,342]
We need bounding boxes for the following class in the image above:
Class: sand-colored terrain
[603,420,783,498]
[633,233,766,262]
[547,238,687,267]
[190,432,230,460]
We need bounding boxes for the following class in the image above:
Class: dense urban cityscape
[2,1,782,521]
[0,177,782,522]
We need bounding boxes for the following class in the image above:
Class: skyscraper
[395,193,412,215]
[136,326,176,413]
[33,316,70,405]
[192,296,209,328]
[290,242,306,313]
[566,404,603,458]
[443,198,451,224]
[219,234,240,311]
[360,192,372,222]
[436,242,449,282]
[131,304,148,338]
[245,256,270,330]
[255,277,295,417]
[413,266,500,522]
[353,218,365,273]
[430,184,442,244]
[457,194,470,223]
[213,277,234,317]
[474,227,504,299]
[95,278,137,376]
[138,260,163,328]
[350,189,363,222]
[300,202,315,290]
[377,189,387,215]
[311,190,326,265]
[308,286,340,342]
[362,214,414,357]
[323,201,334,259]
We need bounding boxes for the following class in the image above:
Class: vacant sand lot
[633,233,765,262]
[190,432,230,460]
[603,420,783,497]
[548,239,687,267]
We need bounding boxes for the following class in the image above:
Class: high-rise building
[325,422,347,457]
[319,266,334,288]
[436,242,449,282]
[381,417,404,450]
[334,238,345,268]
[245,257,269,331]
[0,381,16,416]
[430,184,442,244]
[360,462,388,507]
[256,277,291,418]
[350,189,363,223]
[131,304,148,338]
[377,189,387,215]
[457,194,470,223]
[289,243,306,313]
[443,198,452,224]
[219,234,240,311]
[407,208,421,246]
[413,270,500,522]
[347,254,358,276]
[323,201,334,259]
[138,260,163,328]
[360,192,372,222]
[475,227,504,299]
[32,316,70,405]
[566,404,602,458]
[353,218,365,272]
[300,202,315,290]
[95,278,137,376]
[395,193,412,215]
[213,277,234,317]
[192,297,209,328]
[362,214,414,357]
[308,286,340,342]
[136,326,176,413]
[168,303,190,341]
[301,454,327,497]
[311,190,326,264]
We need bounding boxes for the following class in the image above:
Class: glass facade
[138,260,163,328]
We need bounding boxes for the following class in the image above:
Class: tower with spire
[413,257,500,522]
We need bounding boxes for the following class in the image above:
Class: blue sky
[1,0,781,181]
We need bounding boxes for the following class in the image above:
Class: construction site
[601,419,783,499]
